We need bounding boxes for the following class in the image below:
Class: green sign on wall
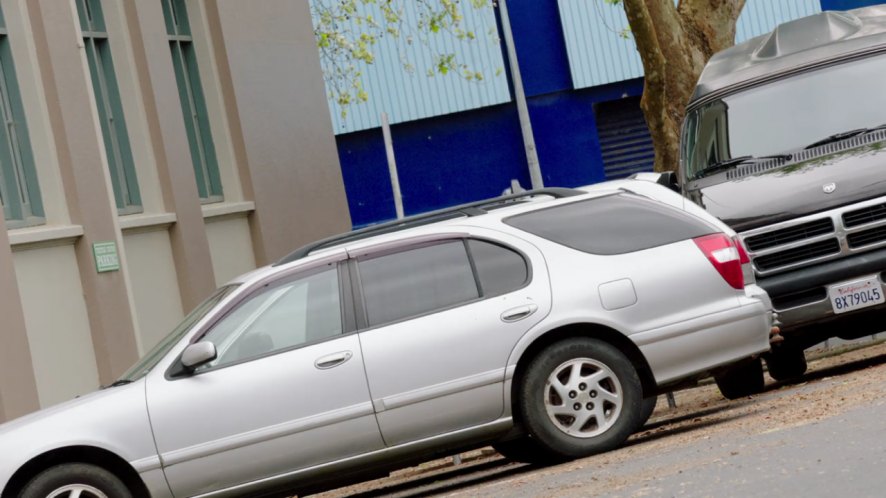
[92,241,120,273]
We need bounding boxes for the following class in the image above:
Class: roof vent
[754,11,862,60]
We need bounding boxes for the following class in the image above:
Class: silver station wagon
[0,182,774,498]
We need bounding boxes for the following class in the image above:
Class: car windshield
[682,53,886,179]
[115,285,239,383]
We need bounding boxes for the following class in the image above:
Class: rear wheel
[715,357,765,400]
[765,347,808,381]
[20,463,132,498]
[634,396,658,433]
[518,338,642,459]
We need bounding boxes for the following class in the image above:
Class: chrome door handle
[314,351,353,370]
[500,304,538,323]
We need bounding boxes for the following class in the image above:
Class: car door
[145,261,384,497]
[352,231,551,446]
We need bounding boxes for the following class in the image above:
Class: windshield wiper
[102,379,133,389]
[694,154,793,179]
[804,124,886,150]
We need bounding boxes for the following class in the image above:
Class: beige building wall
[122,227,185,354]
[0,0,350,421]
[13,244,99,407]
[212,0,352,263]
[205,213,257,287]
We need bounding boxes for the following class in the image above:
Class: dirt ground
[311,340,886,498]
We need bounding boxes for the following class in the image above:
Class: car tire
[518,338,642,459]
[492,437,568,465]
[634,395,658,433]
[714,357,765,400]
[764,347,808,381]
[20,463,132,498]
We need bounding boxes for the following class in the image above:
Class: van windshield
[683,53,886,179]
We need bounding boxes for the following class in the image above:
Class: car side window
[358,240,479,327]
[197,267,342,370]
[468,239,528,297]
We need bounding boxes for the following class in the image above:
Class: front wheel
[634,396,658,433]
[20,463,132,498]
[764,347,808,381]
[518,338,643,459]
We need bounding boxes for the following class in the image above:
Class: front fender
[0,381,158,496]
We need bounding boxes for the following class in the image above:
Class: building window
[0,5,43,228]
[162,0,222,203]
[76,0,142,215]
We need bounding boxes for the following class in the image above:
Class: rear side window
[359,241,479,326]
[468,239,528,297]
[505,194,716,255]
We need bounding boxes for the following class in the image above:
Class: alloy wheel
[47,484,108,498]
[543,357,623,438]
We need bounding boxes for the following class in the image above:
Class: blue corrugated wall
[557,0,823,90]
[822,0,884,9]
[311,1,511,134]
[506,0,573,97]
[338,103,530,227]
[338,77,646,228]
[334,0,884,227]
[337,0,630,227]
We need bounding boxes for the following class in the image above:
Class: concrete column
[208,0,352,264]
[28,0,139,383]
[0,219,40,422]
[122,1,216,311]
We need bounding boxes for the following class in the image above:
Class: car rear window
[505,194,717,255]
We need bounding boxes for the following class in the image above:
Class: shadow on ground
[765,348,886,392]
[315,348,886,498]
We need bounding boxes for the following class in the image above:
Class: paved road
[316,342,886,498]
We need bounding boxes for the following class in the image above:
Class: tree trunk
[622,0,745,173]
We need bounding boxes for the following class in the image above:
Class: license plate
[828,276,885,314]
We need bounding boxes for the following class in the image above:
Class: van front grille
[742,196,886,276]
[754,239,841,272]
[847,226,886,248]
[744,219,834,252]
[843,203,886,228]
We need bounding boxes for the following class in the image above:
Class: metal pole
[498,0,544,189]
[666,392,677,410]
[381,112,405,220]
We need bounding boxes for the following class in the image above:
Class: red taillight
[693,233,744,290]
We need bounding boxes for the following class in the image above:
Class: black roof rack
[275,187,582,265]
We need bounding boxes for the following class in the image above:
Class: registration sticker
[828,276,885,314]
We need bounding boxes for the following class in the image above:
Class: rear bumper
[757,246,886,340]
[633,298,772,385]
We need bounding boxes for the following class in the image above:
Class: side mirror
[181,342,217,370]
[657,171,680,193]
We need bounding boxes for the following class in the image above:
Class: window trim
[77,0,143,215]
[0,8,44,228]
[165,259,356,380]
[352,236,532,332]
[162,0,223,203]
